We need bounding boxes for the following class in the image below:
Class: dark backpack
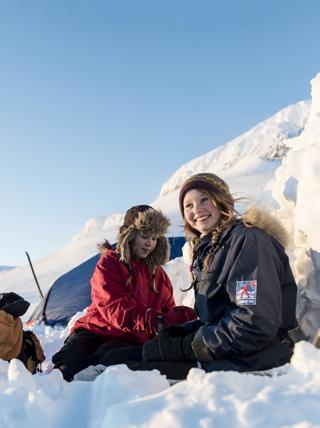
[17,330,46,374]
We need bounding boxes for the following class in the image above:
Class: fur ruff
[118,209,170,267]
[243,205,289,248]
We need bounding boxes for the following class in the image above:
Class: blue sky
[1,0,320,266]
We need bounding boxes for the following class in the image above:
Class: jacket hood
[242,205,289,248]
[117,208,170,268]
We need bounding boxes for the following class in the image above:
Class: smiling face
[132,232,157,260]
[183,189,221,234]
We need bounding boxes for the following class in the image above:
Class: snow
[1,73,320,427]
[271,73,320,340]
[1,342,320,428]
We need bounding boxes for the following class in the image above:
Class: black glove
[163,324,189,338]
[164,319,203,337]
[190,326,215,362]
[0,292,30,317]
[142,331,196,362]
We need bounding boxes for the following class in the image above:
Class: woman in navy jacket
[139,173,298,378]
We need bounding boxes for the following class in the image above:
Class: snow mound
[1,340,320,428]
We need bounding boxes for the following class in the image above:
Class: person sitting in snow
[126,173,298,379]
[52,205,196,381]
[0,292,45,373]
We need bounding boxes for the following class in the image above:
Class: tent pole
[25,251,44,299]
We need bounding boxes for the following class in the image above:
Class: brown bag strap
[24,331,46,363]
[17,331,46,374]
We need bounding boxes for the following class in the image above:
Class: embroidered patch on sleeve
[236,280,257,305]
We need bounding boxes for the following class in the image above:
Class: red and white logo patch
[236,280,257,305]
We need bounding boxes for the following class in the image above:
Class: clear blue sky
[1,0,319,266]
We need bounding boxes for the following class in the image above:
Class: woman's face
[183,189,221,234]
[132,232,157,259]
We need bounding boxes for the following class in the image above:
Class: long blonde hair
[182,188,238,286]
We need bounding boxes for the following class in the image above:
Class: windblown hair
[182,188,238,285]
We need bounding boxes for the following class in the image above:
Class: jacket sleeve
[159,269,198,326]
[159,269,176,313]
[192,229,285,361]
[90,255,163,335]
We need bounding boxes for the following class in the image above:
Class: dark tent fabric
[28,236,186,327]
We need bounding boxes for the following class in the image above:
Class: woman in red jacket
[52,205,196,381]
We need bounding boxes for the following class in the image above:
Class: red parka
[72,250,195,345]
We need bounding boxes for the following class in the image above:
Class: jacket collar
[194,220,239,252]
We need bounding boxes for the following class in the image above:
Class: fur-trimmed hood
[243,205,289,248]
[117,208,170,267]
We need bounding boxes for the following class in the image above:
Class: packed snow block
[28,237,185,327]
[283,176,298,203]
[296,249,320,340]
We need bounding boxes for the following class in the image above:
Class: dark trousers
[52,328,142,382]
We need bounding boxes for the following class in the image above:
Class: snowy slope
[1,74,320,428]
[159,100,309,198]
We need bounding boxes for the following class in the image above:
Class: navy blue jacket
[187,220,298,372]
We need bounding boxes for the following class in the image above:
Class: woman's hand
[162,306,197,328]
[142,330,196,362]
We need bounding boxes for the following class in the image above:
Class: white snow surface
[1,73,320,427]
